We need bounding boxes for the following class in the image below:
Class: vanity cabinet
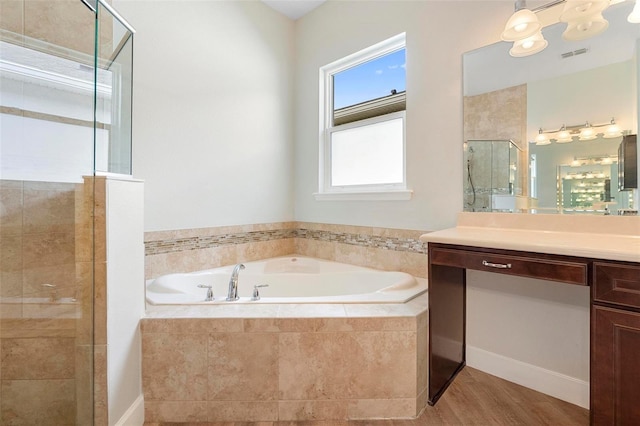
[591,261,640,425]
[427,243,640,425]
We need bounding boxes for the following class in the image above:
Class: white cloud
[375,69,383,75]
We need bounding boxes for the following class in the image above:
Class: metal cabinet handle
[482,260,512,269]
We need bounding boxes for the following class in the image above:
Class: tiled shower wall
[144,222,429,280]
[0,179,94,425]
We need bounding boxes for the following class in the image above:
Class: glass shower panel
[0,1,95,424]
[464,139,523,212]
[96,2,134,176]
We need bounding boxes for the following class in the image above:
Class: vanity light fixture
[535,127,551,144]
[579,121,597,140]
[629,0,640,22]
[556,124,573,143]
[534,118,625,144]
[501,0,542,42]
[509,31,549,56]
[603,118,622,138]
[502,0,639,58]
[560,0,610,41]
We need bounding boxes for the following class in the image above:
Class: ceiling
[261,0,326,20]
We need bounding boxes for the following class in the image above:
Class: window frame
[316,33,412,201]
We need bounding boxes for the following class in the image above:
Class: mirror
[463,0,640,215]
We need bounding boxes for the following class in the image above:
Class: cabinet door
[591,305,640,425]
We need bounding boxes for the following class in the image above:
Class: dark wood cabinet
[427,244,640,425]
[591,262,640,425]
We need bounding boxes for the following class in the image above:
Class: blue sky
[333,48,406,110]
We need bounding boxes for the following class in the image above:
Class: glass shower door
[1,0,134,423]
[0,1,97,423]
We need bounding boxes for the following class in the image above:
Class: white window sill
[313,189,413,201]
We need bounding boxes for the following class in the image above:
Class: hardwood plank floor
[145,367,589,425]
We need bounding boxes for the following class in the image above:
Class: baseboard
[466,346,589,409]
[114,394,145,426]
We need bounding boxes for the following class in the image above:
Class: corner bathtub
[145,255,427,305]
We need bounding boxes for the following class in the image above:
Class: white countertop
[420,213,640,263]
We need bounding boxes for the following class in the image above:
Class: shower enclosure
[0,0,133,424]
[464,139,523,212]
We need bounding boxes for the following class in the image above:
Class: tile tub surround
[141,294,428,422]
[144,222,429,280]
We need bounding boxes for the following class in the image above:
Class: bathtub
[145,255,427,305]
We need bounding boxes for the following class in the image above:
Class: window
[317,33,411,200]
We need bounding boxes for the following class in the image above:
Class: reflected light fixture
[535,127,551,145]
[556,124,573,143]
[560,0,610,41]
[579,121,597,140]
[501,0,542,42]
[603,118,622,138]
[629,0,640,23]
[509,31,549,56]
[533,118,624,145]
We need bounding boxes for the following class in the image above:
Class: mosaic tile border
[145,228,427,256]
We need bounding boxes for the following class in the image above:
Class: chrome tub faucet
[226,263,245,301]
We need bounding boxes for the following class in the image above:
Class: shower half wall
[0,0,134,424]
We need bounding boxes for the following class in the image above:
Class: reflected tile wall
[463,84,529,213]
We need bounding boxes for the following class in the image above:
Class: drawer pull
[482,260,512,269]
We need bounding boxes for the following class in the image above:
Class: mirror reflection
[463,0,640,215]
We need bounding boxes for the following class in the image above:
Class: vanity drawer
[593,262,640,309]
[429,247,588,286]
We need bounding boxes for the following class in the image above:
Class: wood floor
[145,367,589,426]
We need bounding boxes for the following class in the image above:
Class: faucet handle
[251,284,269,301]
[197,284,214,302]
[42,283,58,302]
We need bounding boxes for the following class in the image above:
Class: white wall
[114,0,295,232]
[293,1,591,406]
[106,178,145,425]
[466,270,590,408]
[110,0,599,407]
[293,0,512,231]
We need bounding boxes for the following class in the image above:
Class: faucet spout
[226,263,245,301]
